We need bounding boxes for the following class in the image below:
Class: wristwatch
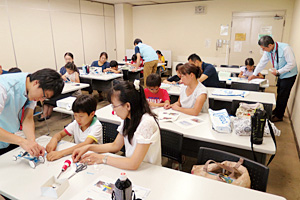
[276,70,280,76]
[102,155,108,164]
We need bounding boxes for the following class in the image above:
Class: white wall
[288,0,300,149]
[132,0,294,67]
[0,0,115,72]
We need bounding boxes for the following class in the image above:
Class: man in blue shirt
[0,69,64,155]
[188,54,220,88]
[132,38,158,85]
[249,36,298,122]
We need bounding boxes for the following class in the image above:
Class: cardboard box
[41,176,69,198]
[56,97,76,110]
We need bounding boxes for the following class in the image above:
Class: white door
[105,16,117,60]
[229,11,285,86]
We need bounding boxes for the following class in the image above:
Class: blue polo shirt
[201,62,219,87]
[135,43,158,63]
[91,61,110,72]
[1,70,8,74]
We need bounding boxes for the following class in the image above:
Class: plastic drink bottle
[112,173,132,200]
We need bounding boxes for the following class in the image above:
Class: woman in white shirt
[72,80,161,170]
[165,63,207,116]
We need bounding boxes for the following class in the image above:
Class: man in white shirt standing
[248,36,298,122]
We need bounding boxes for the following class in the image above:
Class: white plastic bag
[209,109,231,133]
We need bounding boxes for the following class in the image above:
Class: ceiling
[90,0,207,6]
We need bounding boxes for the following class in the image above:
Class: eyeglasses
[42,89,48,99]
[111,103,124,109]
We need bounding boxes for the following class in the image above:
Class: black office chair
[160,129,183,170]
[218,80,227,88]
[229,65,240,68]
[220,65,229,68]
[208,98,232,114]
[101,121,125,153]
[231,100,273,119]
[197,147,269,192]
[231,82,260,92]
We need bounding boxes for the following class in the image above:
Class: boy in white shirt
[46,95,102,161]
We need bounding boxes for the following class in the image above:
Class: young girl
[156,50,165,71]
[62,62,81,96]
[72,80,161,170]
[238,58,264,78]
[165,63,207,116]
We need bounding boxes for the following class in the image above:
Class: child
[163,63,183,84]
[130,54,144,68]
[104,60,121,74]
[165,63,207,116]
[62,62,81,96]
[46,95,102,161]
[156,50,165,71]
[144,73,170,108]
[238,58,264,78]
[72,80,161,170]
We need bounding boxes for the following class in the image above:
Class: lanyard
[271,42,279,68]
[20,106,25,131]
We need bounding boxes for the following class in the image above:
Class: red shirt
[144,88,170,104]
[131,58,144,68]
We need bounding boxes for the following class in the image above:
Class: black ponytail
[107,81,157,144]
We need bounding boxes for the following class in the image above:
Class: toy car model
[13,151,45,169]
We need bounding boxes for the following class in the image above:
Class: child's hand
[164,104,171,109]
[61,75,67,81]
[46,138,58,153]
[47,151,63,161]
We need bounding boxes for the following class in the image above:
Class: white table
[0,136,285,200]
[216,66,269,76]
[166,85,276,105]
[95,105,276,163]
[218,77,269,88]
[118,61,165,67]
[61,82,90,94]
[79,73,123,91]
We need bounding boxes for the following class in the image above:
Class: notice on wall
[260,26,272,34]
[220,25,229,36]
[204,39,211,48]
[235,33,246,41]
[234,41,242,52]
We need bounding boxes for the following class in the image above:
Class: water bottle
[251,109,267,144]
[125,56,127,62]
[112,173,133,200]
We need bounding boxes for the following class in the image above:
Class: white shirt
[254,45,296,76]
[65,71,78,82]
[240,66,254,77]
[117,113,162,166]
[180,82,208,112]
[0,85,36,114]
[64,117,103,144]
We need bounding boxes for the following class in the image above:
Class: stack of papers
[211,89,249,98]
[249,78,267,85]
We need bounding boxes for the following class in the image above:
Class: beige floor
[34,87,300,200]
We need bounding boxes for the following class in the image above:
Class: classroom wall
[0,0,115,72]
[288,0,300,150]
[132,0,294,67]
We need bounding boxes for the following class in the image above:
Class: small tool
[57,160,71,179]
[68,162,87,180]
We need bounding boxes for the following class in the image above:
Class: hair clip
[134,79,140,91]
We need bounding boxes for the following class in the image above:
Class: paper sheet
[173,117,204,129]
[233,41,242,52]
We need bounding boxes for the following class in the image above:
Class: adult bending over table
[165,63,208,116]
[132,39,158,86]
[248,36,298,122]
[0,69,64,156]
[72,80,161,170]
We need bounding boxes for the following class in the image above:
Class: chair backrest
[208,98,232,114]
[160,129,183,163]
[197,147,269,192]
[220,65,229,68]
[231,99,273,119]
[229,65,240,68]
[219,80,227,88]
[122,69,129,81]
[101,121,125,152]
[231,82,260,91]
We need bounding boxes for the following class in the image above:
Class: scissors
[67,162,87,180]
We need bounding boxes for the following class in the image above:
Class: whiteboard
[126,49,171,69]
